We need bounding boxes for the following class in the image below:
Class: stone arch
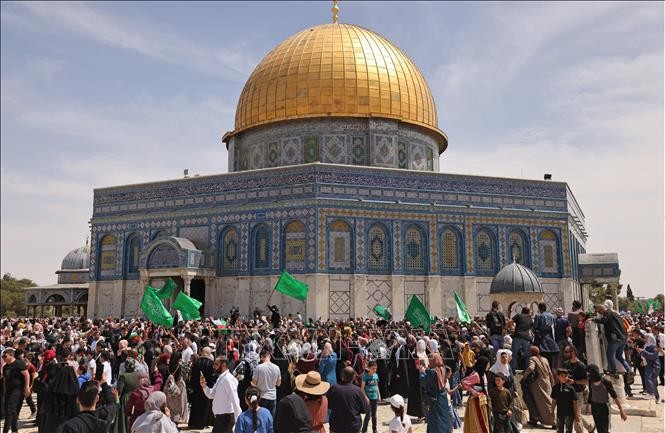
[367,222,391,273]
[124,232,142,276]
[474,227,497,275]
[98,234,117,277]
[218,226,240,274]
[508,228,530,267]
[440,225,463,275]
[403,223,427,273]
[251,223,271,273]
[327,219,353,272]
[283,220,306,272]
[539,229,561,275]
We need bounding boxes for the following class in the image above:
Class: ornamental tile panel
[371,134,396,167]
[350,137,368,165]
[321,135,348,164]
[249,142,266,170]
[280,137,303,166]
[409,142,428,171]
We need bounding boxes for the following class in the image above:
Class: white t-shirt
[389,415,412,433]
[252,361,280,400]
[182,347,194,364]
[87,358,97,378]
[102,361,112,386]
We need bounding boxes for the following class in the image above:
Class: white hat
[389,394,405,409]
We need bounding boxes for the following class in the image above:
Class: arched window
[404,225,425,272]
[284,220,306,271]
[539,230,560,274]
[125,233,141,275]
[99,235,116,276]
[508,230,529,266]
[441,227,462,274]
[328,220,352,271]
[252,224,271,272]
[475,228,495,274]
[367,223,390,272]
[219,227,240,274]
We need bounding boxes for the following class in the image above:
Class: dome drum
[227,117,440,172]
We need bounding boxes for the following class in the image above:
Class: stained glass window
[540,230,559,274]
[476,229,495,273]
[328,220,352,271]
[368,223,389,272]
[253,225,271,271]
[284,220,306,271]
[509,230,527,265]
[404,225,424,272]
[442,228,460,273]
[125,234,141,275]
[220,228,239,273]
[99,235,116,275]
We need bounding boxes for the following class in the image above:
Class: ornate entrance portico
[578,253,621,309]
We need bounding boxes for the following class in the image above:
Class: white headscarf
[416,339,427,355]
[489,349,512,377]
[645,335,657,347]
[131,392,179,433]
[428,339,439,354]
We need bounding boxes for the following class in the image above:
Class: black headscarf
[587,363,603,382]
[274,394,313,433]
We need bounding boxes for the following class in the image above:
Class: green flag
[172,291,202,321]
[373,305,392,320]
[654,300,662,310]
[636,301,644,314]
[140,287,174,327]
[406,295,433,333]
[454,291,471,324]
[155,277,177,299]
[274,271,308,301]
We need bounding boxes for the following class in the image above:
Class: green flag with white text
[406,295,433,333]
[155,277,177,299]
[172,291,202,321]
[140,287,174,327]
[274,271,309,301]
[454,291,471,324]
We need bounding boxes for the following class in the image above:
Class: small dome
[61,244,90,270]
[490,262,543,294]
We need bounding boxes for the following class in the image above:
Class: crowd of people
[0,298,663,433]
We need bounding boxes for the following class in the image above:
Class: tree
[626,284,634,302]
[589,284,607,306]
[0,273,36,317]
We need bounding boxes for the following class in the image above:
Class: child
[586,364,627,433]
[388,394,412,433]
[361,361,380,433]
[488,372,513,433]
[550,368,579,433]
[234,386,274,433]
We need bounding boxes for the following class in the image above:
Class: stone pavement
[9,383,663,433]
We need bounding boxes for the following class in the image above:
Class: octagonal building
[87,20,588,320]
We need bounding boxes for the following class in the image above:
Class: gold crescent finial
[332,0,339,24]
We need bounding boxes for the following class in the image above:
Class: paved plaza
[10,381,663,433]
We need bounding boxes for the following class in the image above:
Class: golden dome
[229,23,447,152]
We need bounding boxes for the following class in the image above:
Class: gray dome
[490,262,543,294]
[61,245,90,270]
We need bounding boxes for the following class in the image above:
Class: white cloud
[9,2,256,80]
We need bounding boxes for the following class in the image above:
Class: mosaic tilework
[321,135,347,164]
[307,210,316,271]
[328,220,352,270]
[368,223,389,272]
[126,235,141,274]
[540,230,559,274]
[239,146,249,171]
[404,225,424,271]
[476,229,495,274]
[441,229,460,272]
[284,220,306,271]
[393,221,401,270]
[249,143,266,170]
[350,137,367,165]
[221,228,239,272]
[530,228,539,273]
[304,136,319,163]
[508,230,526,265]
[271,220,280,270]
[252,224,271,270]
[410,143,428,171]
[267,142,279,167]
[372,134,396,167]
[498,226,506,269]
[147,244,180,268]
[426,148,434,171]
[366,280,392,317]
[99,235,116,275]
[355,219,365,270]
[398,142,408,169]
[281,137,303,165]
[240,222,249,272]
[178,226,209,250]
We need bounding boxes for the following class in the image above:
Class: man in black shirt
[509,307,533,371]
[327,367,368,433]
[2,348,30,433]
[62,381,117,433]
[551,368,579,433]
[486,301,506,357]
[562,345,595,433]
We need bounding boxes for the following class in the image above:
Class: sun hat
[294,371,330,396]
[389,394,405,409]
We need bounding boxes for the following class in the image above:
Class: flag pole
[266,271,283,310]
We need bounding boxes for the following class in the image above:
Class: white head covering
[489,349,512,377]
[428,339,439,354]
[645,335,657,347]
[301,342,312,356]
[416,339,427,355]
[396,336,407,346]
[131,391,179,433]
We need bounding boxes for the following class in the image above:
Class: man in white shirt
[99,352,112,386]
[200,356,241,433]
[181,337,194,364]
[251,350,281,415]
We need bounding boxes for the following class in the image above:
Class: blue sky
[1,1,663,297]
